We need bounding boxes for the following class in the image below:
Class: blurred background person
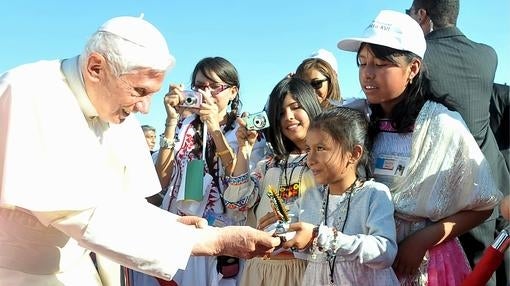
[294,48,341,109]
[141,124,157,154]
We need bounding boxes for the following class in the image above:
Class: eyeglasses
[192,83,231,96]
[309,78,329,90]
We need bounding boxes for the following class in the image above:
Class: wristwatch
[159,135,176,149]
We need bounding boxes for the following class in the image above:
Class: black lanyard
[322,178,358,284]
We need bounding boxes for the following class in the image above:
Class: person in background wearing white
[0,15,280,286]
[294,49,342,109]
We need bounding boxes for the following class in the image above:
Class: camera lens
[253,115,265,128]
[185,96,196,105]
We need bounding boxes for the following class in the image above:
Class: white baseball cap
[337,10,426,59]
[98,16,175,69]
[309,48,338,74]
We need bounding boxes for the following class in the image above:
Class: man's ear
[85,53,107,82]
[417,8,429,24]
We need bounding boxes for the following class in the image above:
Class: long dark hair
[190,57,241,173]
[357,43,433,140]
[264,77,322,161]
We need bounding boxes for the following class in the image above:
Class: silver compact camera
[181,90,202,108]
[244,111,270,131]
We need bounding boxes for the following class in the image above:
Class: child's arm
[321,188,397,269]
[231,117,260,177]
[393,209,492,277]
[283,186,398,269]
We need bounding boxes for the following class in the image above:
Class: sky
[1,1,509,132]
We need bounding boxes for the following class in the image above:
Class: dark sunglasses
[310,78,329,90]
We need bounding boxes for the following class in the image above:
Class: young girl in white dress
[276,107,399,286]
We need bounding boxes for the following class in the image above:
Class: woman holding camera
[131,57,266,286]
[223,77,322,286]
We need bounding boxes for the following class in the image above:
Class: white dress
[293,180,399,286]
[0,57,198,285]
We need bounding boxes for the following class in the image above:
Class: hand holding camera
[235,110,270,150]
[163,84,184,120]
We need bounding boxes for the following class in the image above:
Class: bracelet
[215,148,231,157]
[312,225,320,239]
[159,135,176,149]
[165,120,179,128]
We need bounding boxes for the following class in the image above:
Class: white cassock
[0,56,199,285]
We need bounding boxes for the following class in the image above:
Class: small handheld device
[266,185,296,245]
[243,111,270,131]
[181,90,202,108]
[267,185,289,223]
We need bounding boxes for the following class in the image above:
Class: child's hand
[281,222,315,250]
[392,233,428,278]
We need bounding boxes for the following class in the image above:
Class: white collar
[61,56,98,119]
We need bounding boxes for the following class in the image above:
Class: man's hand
[176,216,208,229]
[191,226,280,259]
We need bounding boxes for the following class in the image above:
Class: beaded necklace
[320,178,359,285]
[277,153,307,203]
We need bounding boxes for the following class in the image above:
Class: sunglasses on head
[310,78,329,90]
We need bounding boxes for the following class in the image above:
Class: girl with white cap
[333,9,502,286]
[338,11,501,286]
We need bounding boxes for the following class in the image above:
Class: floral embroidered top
[223,153,316,227]
[157,114,267,227]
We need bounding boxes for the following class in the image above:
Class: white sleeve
[33,197,200,281]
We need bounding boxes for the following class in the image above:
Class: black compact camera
[180,90,202,108]
[243,111,270,131]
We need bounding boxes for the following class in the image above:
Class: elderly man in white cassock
[0,16,280,286]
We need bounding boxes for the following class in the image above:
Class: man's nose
[135,96,152,114]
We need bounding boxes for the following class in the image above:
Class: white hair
[80,31,174,76]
